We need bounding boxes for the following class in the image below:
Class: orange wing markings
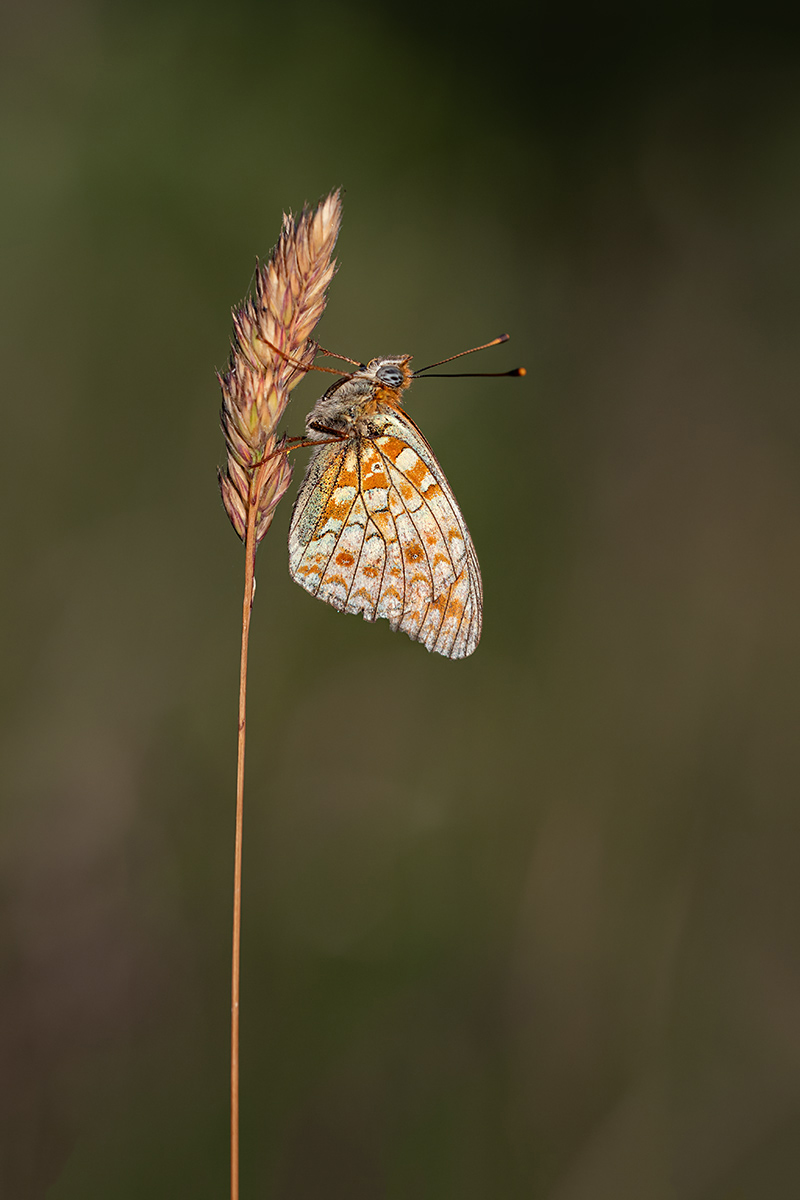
[290,440,348,545]
[347,525,390,619]
[337,439,403,624]
[377,442,465,595]
[450,570,480,658]
[318,492,371,609]
[290,443,361,596]
[391,515,430,640]
[377,435,408,464]
[441,571,479,657]
[288,406,483,658]
[356,439,420,629]
[373,514,405,623]
[382,474,449,644]
[368,424,482,655]
[333,446,392,618]
[314,439,395,622]
[357,442,391,493]
[427,565,480,658]
[290,439,347,537]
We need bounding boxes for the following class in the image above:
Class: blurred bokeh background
[2,2,800,1196]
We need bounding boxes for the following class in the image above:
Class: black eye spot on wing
[376,365,404,388]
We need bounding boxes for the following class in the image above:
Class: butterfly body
[288,356,482,658]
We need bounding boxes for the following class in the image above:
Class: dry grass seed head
[219,189,342,543]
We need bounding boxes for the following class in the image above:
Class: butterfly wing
[288,409,482,658]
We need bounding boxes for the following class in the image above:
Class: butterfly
[288,354,483,658]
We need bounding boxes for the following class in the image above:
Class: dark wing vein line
[379,457,464,649]
[342,439,374,610]
[449,580,470,654]
[372,432,481,653]
[358,439,395,616]
[300,444,360,594]
[360,439,409,622]
[374,444,462,580]
[292,439,346,530]
[390,473,438,621]
[390,480,409,623]
[380,451,465,606]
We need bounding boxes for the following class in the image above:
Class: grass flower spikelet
[218,189,342,543]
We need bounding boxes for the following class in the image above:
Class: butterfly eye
[376,365,404,388]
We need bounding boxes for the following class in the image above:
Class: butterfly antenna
[416,367,526,378]
[316,346,365,368]
[413,334,510,375]
[259,338,352,377]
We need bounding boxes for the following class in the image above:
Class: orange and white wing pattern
[288,411,482,658]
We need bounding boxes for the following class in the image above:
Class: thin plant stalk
[218,193,342,1200]
[231,493,259,1200]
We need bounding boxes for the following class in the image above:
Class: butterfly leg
[286,422,349,452]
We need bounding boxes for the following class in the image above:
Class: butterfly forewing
[288,371,483,658]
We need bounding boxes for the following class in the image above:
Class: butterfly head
[305,354,414,437]
[359,355,414,398]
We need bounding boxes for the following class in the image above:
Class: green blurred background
[2,2,800,1196]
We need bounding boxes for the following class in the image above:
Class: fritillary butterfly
[288,355,482,658]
